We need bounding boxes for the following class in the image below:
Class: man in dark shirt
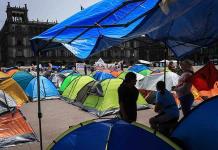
[118,72,139,123]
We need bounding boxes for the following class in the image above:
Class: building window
[17,48,23,56]
[61,50,65,56]
[17,40,22,46]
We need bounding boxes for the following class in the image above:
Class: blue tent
[31,0,218,59]
[171,96,218,150]
[52,65,61,70]
[92,71,115,81]
[60,69,78,74]
[128,64,150,73]
[25,76,60,101]
[47,119,180,150]
[12,71,34,90]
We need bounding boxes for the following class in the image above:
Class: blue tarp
[171,96,218,150]
[25,76,60,101]
[49,119,178,150]
[31,0,159,59]
[32,0,218,59]
[128,0,218,58]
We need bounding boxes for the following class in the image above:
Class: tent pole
[36,51,43,150]
[164,48,168,83]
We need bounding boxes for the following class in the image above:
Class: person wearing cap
[173,59,194,116]
[118,72,138,123]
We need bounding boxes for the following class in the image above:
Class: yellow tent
[0,78,28,106]
[0,72,10,79]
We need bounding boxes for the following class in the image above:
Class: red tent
[192,62,218,91]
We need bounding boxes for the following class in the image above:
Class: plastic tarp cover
[129,0,218,58]
[31,0,159,59]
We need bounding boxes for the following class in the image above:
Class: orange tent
[0,109,36,148]
[6,69,19,77]
[110,70,122,77]
[198,81,218,98]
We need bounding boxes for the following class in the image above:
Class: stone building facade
[0,2,75,67]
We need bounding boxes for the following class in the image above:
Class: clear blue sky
[0,0,100,29]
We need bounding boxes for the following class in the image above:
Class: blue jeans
[179,93,194,116]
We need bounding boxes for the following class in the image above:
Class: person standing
[174,59,194,116]
[120,60,124,71]
[149,81,179,135]
[168,61,176,72]
[118,72,139,123]
[84,63,87,75]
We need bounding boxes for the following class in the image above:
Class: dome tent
[12,71,34,90]
[0,78,28,106]
[75,78,148,116]
[171,96,218,150]
[25,76,60,101]
[62,76,95,102]
[92,71,115,81]
[49,73,66,88]
[0,109,37,148]
[47,119,181,150]
[59,74,80,93]
[0,90,17,114]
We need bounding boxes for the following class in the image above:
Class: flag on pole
[80,5,84,10]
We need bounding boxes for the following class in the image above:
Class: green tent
[117,72,127,80]
[62,76,95,102]
[59,74,80,93]
[138,69,152,76]
[75,78,148,116]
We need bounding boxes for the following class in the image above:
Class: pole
[164,48,168,83]
[36,51,43,150]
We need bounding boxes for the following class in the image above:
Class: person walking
[118,72,138,123]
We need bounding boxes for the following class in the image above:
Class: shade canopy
[128,0,218,58]
[31,0,159,59]
[32,0,218,59]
